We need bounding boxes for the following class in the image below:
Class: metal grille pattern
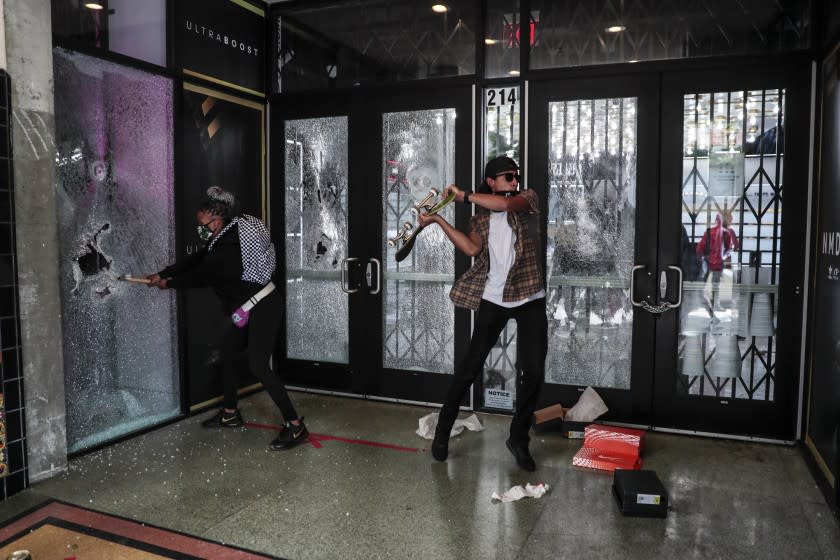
[545,97,637,390]
[678,89,784,401]
[383,110,456,374]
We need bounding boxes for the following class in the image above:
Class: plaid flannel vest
[449,188,545,310]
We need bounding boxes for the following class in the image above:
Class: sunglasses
[495,172,520,182]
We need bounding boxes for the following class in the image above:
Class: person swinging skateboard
[417,156,547,471]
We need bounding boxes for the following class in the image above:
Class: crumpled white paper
[564,386,608,422]
[416,412,484,440]
[491,482,550,503]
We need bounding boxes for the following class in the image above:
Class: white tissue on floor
[491,483,550,503]
[416,412,484,440]
[564,386,608,422]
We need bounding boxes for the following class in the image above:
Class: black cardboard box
[612,469,669,518]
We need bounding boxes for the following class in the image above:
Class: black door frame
[270,84,474,404]
[527,73,663,424]
[271,54,812,439]
[653,62,811,439]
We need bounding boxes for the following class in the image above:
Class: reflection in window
[545,98,637,390]
[485,0,521,79]
[275,0,476,92]
[530,0,810,69]
[51,0,167,67]
[53,48,178,453]
[678,89,783,402]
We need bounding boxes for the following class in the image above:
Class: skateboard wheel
[429,187,440,196]
[410,207,420,216]
[403,222,413,230]
[387,239,396,247]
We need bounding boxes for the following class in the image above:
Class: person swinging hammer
[146,186,309,450]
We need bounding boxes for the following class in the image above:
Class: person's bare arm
[444,183,533,213]
[418,213,482,257]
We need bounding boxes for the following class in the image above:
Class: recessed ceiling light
[485,38,498,45]
[508,70,520,76]
[432,4,448,13]
[606,25,626,33]
[84,2,104,9]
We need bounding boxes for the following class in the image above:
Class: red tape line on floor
[244,421,419,453]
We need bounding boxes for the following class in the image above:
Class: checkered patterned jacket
[161,215,275,313]
[449,188,545,310]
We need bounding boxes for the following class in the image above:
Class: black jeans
[220,290,299,421]
[436,297,547,445]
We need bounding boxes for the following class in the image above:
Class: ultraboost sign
[176,0,266,97]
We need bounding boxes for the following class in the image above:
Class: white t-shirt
[482,211,545,308]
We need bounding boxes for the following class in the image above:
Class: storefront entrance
[273,61,810,440]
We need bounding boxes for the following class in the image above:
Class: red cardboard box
[582,424,645,456]
[572,424,646,473]
[572,447,643,472]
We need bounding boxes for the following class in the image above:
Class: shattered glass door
[53,48,179,453]
[383,109,456,374]
[545,98,638,390]
[285,117,349,363]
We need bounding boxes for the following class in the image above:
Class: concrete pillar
[3,0,67,480]
[0,2,7,71]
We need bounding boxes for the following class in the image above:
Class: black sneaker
[431,432,449,462]
[506,439,536,472]
[201,408,243,428]
[270,418,309,450]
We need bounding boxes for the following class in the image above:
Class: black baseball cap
[484,156,519,179]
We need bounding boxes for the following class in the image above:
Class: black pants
[436,297,547,445]
[220,290,299,421]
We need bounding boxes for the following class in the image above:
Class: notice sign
[708,151,744,197]
[176,0,266,97]
[485,388,514,410]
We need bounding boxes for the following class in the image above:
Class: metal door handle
[367,258,381,295]
[663,265,683,309]
[341,257,359,294]
[630,265,647,307]
[631,264,680,315]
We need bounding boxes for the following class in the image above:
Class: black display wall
[0,70,28,500]
[180,83,265,409]
[807,41,840,512]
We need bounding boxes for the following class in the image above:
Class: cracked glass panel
[678,89,783,401]
[285,117,349,363]
[545,98,637,390]
[53,48,178,453]
[383,109,456,373]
